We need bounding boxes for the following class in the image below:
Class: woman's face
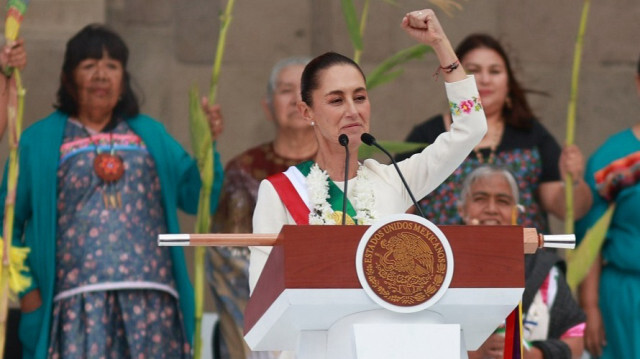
[302,64,370,148]
[269,64,306,130]
[459,173,516,225]
[72,51,124,116]
[462,47,509,117]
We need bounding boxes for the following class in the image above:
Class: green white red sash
[267,169,310,225]
[267,161,358,225]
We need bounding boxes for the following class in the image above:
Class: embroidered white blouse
[249,75,487,291]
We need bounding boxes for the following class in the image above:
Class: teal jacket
[0,111,223,359]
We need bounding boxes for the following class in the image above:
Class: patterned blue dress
[48,119,190,358]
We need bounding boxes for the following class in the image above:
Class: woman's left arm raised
[385,10,486,202]
[401,10,465,83]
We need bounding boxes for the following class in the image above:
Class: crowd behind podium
[1,8,639,359]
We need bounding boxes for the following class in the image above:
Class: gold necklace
[474,122,504,164]
[474,146,497,164]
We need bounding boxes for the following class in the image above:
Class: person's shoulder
[225,142,272,170]
[527,249,566,275]
[21,111,67,140]
[506,118,559,144]
[508,117,547,134]
[239,142,273,159]
[413,114,446,132]
[598,128,634,149]
[534,249,564,266]
[404,114,447,143]
[126,113,166,131]
[589,128,635,163]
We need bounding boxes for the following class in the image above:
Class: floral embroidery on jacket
[449,96,482,116]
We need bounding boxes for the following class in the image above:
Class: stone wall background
[2,0,639,310]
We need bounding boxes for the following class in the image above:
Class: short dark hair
[300,52,365,106]
[456,34,535,130]
[55,24,139,119]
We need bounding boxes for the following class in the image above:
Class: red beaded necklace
[94,142,125,182]
[83,127,125,183]
[82,122,124,208]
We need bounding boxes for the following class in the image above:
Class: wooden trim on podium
[244,224,525,334]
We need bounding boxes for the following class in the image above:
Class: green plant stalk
[0,69,25,359]
[192,189,211,359]
[353,0,370,64]
[564,0,590,235]
[209,0,236,104]
[341,0,363,61]
[566,204,614,291]
[193,1,236,357]
[366,44,431,90]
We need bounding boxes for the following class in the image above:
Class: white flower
[306,162,376,225]
[352,165,376,224]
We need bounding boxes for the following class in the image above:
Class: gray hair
[458,165,520,207]
[265,56,312,112]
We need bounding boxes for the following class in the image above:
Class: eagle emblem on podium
[361,219,449,307]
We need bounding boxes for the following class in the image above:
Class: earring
[310,121,315,126]
[504,96,512,109]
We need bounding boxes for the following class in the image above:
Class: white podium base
[246,288,522,353]
[354,324,460,359]
[293,309,466,359]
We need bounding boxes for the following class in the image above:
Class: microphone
[360,133,426,218]
[338,134,349,225]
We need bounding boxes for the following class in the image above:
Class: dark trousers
[4,308,22,359]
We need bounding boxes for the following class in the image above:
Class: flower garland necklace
[306,162,377,225]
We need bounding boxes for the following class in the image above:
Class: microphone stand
[360,133,427,218]
[339,134,349,225]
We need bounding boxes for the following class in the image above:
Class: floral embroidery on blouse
[449,96,482,116]
[419,147,549,232]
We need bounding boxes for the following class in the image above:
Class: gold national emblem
[361,220,448,306]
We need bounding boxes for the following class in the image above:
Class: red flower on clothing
[460,100,474,114]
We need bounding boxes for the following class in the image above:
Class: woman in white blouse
[250,9,488,291]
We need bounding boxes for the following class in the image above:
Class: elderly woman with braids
[0,24,224,359]
[249,9,487,291]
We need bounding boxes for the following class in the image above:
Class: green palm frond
[190,1,236,357]
[341,0,363,54]
[366,44,432,90]
[566,204,614,291]
[564,0,591,235]
[1,69,26,359]
[188,86,214,188]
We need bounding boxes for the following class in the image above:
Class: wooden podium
[243,223,530,359]
[158,216,573,359]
